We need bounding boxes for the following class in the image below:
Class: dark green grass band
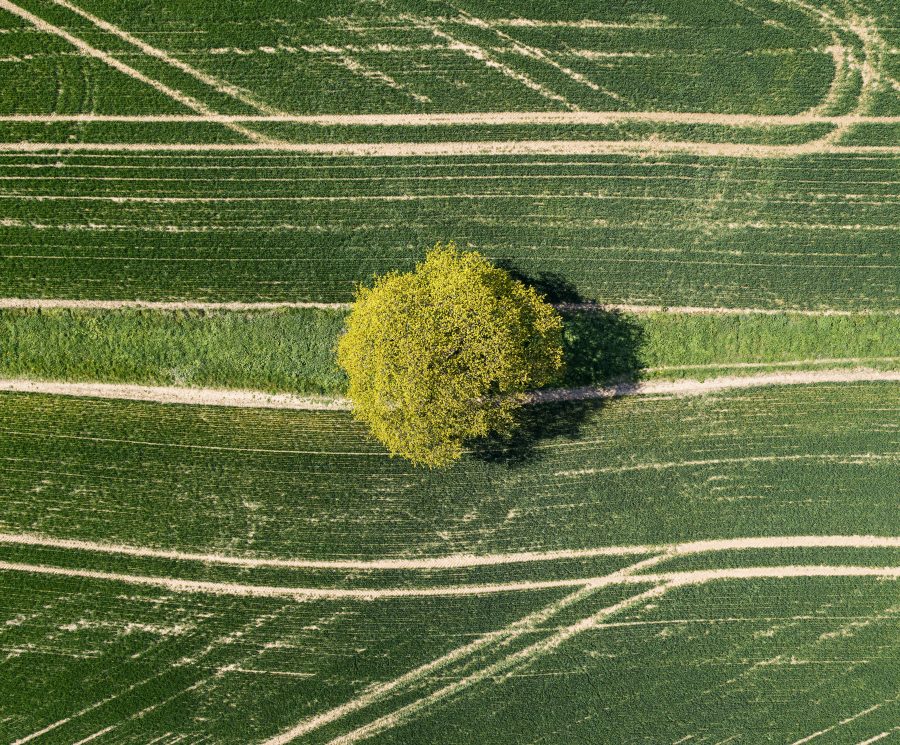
[1,307,896,395]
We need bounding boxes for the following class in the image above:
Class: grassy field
[1,0,898,741]
[1,307,899,393]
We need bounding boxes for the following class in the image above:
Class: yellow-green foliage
[337,244,564,467]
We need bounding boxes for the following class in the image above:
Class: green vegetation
[0,306,348,394]
[3,383,896,557]
[1,0,838,117]
[383,577,900,745]
[337,245,563,466]
[2,307,896,394]
[2,152,896,310]
[1,0,898,740]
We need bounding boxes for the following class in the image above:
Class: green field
[2,152,898,309]
[1,0,898,742]
[1,385,899,743]
[1,307,899,394]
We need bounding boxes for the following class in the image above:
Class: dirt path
[0,379,348,410]
[1,140,897,156]
[528,368,900,404]
[2,532,897,571]
[4,298,898,316]
[2,368,897,411]
[0,298,352,311]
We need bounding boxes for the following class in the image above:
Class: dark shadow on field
[470,270,646,465]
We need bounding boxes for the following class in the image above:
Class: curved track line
[0,0,265,143]
[45,0,284,116]
[0,369,897,411]
[1,533,898,571]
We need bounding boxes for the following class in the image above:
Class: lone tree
[337,243,564,467]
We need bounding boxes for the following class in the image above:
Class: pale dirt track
[1,532,898,571]
[0,298,353,311]
[529,368,900,403]
[0,379,348,410]
[1,558,898,600]
[0,0,267,144]
[1,140,898,156]
[2,368,897,410]
[3,298,898,317]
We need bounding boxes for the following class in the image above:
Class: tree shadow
[470,270,646,465]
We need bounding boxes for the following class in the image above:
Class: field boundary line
[1,532,898,571]
[2,369,898,410]
[1,298,897,317]
[0,140,898,156]
[259,553,670,745]
[1,112,897,126]
[44,0,284,116]
[0,0,267,143]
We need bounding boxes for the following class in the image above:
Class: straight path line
[0,298,896,317]
[44,0,284,116]
[528,368,900,404]
[259,553,670,745]
[1,532,897,571]
[324,583,673,745]
[0,0,265,143]
[0,112,897,125]
[0,379,347,410]
[0,298,352,311]
[1,369,897,411]
[0,140,897,157]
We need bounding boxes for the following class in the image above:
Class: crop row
[1,382,897,558]
[1,152,897,309]
[0,0,844,118]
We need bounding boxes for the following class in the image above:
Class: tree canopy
[337,244,564,467]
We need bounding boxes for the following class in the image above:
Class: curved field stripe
[0,0,266,143]
[1,558,898,599]
[1,532,898,571]
[4,369,897,410]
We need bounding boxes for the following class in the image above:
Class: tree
[337,243,564,467]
